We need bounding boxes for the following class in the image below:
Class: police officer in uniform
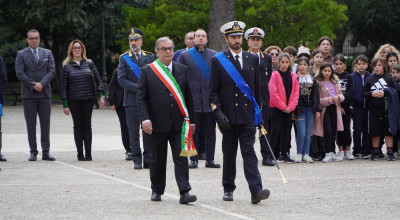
[118,28,155,169]
[209,21,270,204]
[245,27,274,166]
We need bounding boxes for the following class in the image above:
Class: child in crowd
[317,36,334,64]
[269,53,299,163]
[334,54,354,160]
[297,46,311,59]
[390,64,400,157]
[391,64,400,83]
[352,60,358,73]
[312,62,344,163]
[294,57,321,163]
[351,55,372,159]
[373,44,400,59]
[362,58,398,161]
[386,52,398,71]
[283,46,298,73]
[265,46,282,71]
[309,49,324,77]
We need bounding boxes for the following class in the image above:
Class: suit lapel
[26,48,37,68]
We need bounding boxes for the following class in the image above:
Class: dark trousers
[323,104,337,153]
[191,112,216,161]
[125,106,148,164]
[145,129,191,195]
[220,124,262,196]
[23,98,51,155]
[337,105,352,147]
[269,107,292,158]
[69,99,94,154]
[260,106,272,159]
[116,106,131,153]
[352,106,371,154]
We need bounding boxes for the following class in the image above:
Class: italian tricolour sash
[149,59,197,157]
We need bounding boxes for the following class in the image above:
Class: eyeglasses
[73,47,82,51]
[28,37,40,41]
[269,53,279,57]
[158,46,174,52]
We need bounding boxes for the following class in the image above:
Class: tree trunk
[208,0,236,52]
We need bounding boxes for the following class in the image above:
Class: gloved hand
[214,109,231,130]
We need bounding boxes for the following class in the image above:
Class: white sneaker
[332,151,344,162]
[295,154,303,163]
[346,151,355,160]
[303,154,314,163]
[322,153,332,163]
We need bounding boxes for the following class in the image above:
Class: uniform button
[236,85,238,87]
[244,94,246,97]
[235,103,238,107]
[170,94,172,97]
[246,84,248,86]
[235,94,238,96]
[245,104,248,106]
[171,104,173,107]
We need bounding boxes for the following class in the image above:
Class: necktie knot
[166,66,170,72]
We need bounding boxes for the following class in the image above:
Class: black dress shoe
[143,162,149,169]
[199,153,206,160]
[28,154,37,161]
[85,152,92,161]
[42,153,56,161]
[262,158,275,166]
[0,154,7,162]
[125,152,133,160]
[179,192,197,204]
[188,160,198,169]
[223,192,233,201]
[151,192,161,201]
[251,189,270,204]
[77,152,85,161]
[205,160,221,168]
[134,163,142,169]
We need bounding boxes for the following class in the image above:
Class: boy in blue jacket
[351,55,372,159]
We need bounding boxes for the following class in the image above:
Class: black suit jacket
[209,50,260,125]
[137,61,196,132]
[258,52,272,108]
[108,68,124,109]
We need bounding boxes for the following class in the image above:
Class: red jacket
[268,70,300,111]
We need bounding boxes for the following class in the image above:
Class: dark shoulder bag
[88,60,99,98]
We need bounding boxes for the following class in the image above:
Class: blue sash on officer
[188,47,210,81]
[122,52,141,79]
[215,52,261,125]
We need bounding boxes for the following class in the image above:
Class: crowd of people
[2,21,400,204]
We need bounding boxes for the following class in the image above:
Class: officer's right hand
[215,109,231,130]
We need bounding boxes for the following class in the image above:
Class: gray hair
[27,29,40,37]
[154,37,174,52]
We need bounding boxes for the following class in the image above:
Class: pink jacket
[269,70,300,112]
[311,78,344,137]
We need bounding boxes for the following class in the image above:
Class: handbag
[88,60,99,98]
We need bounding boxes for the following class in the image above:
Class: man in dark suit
[178,28,220,169]
[109,68,132,160]
[15,29,56,161]
[209,21,270,204]
[245,27,275,166]
[137,37,197,204]
[117,28,155,169]
[172,31,195,62]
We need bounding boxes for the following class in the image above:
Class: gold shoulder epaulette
[119,51,129,57]
[143,50,153,55]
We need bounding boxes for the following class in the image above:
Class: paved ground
[1,104,399,220]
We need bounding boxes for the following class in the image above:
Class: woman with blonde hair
[61,39,105,161]
[265,46,282,71]
[373,44,400,60]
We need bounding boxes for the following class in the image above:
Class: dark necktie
[33,49,39,62]
[233,54,241,71]
[166,66,170,72]
[136,53,141,63]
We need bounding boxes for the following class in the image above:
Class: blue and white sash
[188,48,210,81]
[122,51,141,79]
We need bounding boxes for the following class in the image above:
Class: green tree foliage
[237,0,348,49]
[122,0,209,52]
[345,0,400,57]
[0,0,134,86]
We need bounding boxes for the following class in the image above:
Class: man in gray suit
[118,28,155,169]
[15,29,56,161]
